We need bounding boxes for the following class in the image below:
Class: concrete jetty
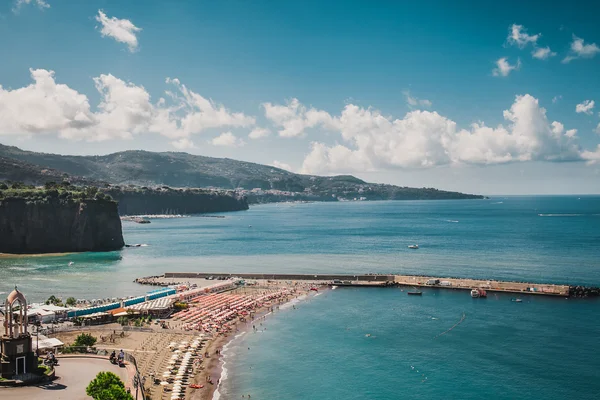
[135,272,575,297]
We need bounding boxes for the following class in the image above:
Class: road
[1,358,130,400]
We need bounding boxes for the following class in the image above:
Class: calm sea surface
[1,197,599,398]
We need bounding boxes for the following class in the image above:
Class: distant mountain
[0,143,484,201]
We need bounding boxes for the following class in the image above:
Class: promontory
[0,183,124,254]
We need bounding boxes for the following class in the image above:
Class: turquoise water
[221,287,600,399]
[1,196,599,398]
[1,196,599,301]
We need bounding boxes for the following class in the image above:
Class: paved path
[1,358,129,400]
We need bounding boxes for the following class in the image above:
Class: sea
[1,196,599,399]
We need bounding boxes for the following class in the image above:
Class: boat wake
[446,220,459,223]
[434,312,466,339]
[537,213,596,217]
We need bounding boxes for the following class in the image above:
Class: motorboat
[471,288,487,298]
[407,291,422,296]
[408,244,419,249]
[511,298,523,303]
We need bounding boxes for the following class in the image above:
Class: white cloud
[562,35,600,63]
[507,24,540,48]
[248,127,270,139]
[95,10,142,52]
[532,46,556,60]
[171,138,195,150]
[13,0,49,13]
[581,145,600,165]
[565,129,577,138]
[492,57,521,77]
[271,160,293,172]
[575,100,595,115]
[294,95,584,175]
[210,132,245,147]
[165,78,255,138]
[552,95,562,104]
[262,98,337,138]
[0,68,255,142]
[403,91,432,108]
[596,123,600,135]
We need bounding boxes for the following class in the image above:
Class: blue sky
[1,0,599,194]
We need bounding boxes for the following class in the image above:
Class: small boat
[471,288,487,298]
[511,298,523,303]
[408,244,419,249]
[407,291,422,296]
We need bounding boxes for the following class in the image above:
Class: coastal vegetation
[0,181,114,204]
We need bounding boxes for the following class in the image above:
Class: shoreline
[189,287,320,400]
[0,251,73,259]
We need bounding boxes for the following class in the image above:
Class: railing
[62,346,146,399]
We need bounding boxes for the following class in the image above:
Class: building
[1,287,37,379]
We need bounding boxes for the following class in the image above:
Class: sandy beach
[46,279,325,400]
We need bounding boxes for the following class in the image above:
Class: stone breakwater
[569,286,600,298]
[136,273,599,298]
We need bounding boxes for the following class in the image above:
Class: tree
[86,371,133,400]
[45,295,62,306]
[74,333,97,347]
[65,297,77,307]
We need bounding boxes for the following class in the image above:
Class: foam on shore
[214,330,247,400]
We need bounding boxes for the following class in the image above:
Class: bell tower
[1,286,36,379]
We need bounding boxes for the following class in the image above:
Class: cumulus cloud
[171,138,195,150]
[492,57,521,77]
[562,35,600,63]
[271,160,293,172]
[565,129,578,138]
[210,132,245,147]
[507,24,540,48]
[0,68,255,142]
[248,127,270,139]
[403,91,432,108]
[596,123,600,135]
[12,0,49,13]
[532,46,556,60]
[289,95,584,175]
[262,98,337,138]
[95,10,142,52]
[581,145,600,165]
[575,100,595,115]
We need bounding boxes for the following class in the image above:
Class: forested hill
[0,143,485,201]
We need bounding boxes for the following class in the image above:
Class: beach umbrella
[160,381,169,386]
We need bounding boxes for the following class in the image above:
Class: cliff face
[103,188,249,215]
[0,198,124,254]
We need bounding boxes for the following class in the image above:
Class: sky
[1,0,600,195]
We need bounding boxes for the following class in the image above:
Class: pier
[135,272,578,297]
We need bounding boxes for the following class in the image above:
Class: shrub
[65,297,77,307]
[74,333,97,347]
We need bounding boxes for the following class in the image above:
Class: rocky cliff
[0,197,124,254]
[102,187,249,215]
